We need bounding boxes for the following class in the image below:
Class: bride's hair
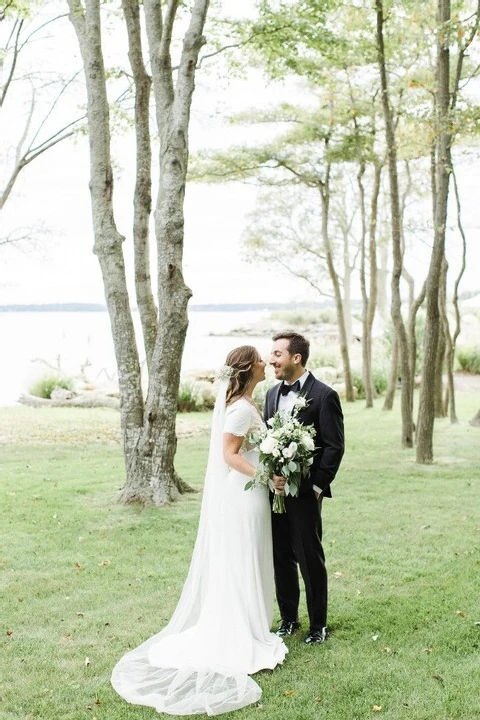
[225,345,260,405]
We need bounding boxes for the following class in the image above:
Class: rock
[50,387,76,401]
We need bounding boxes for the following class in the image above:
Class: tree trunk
[470,409,480,428]
[359,161,380,408]
[446,168,468,424]
[122,0,158,370]
[120,0,209,503]
[68,0,145,469]
[436,257,449,418]
[407,281,426,418]
[376,0,414,446]
[319,167,355,402]
[69,0,210,504]
[383,329,398,411]
[416,0,451,463]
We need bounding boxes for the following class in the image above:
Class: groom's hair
[272,332,310,366]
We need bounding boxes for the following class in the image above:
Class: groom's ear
[292,353,302,366]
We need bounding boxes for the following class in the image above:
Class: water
[0,310,272,406]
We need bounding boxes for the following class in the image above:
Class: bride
[111,345,287,716]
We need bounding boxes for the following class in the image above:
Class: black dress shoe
[275,620,300,636]
[304,627,327,644]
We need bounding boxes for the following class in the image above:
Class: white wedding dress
[111,389,287,716]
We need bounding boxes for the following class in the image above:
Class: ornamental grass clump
[29,375,74,399]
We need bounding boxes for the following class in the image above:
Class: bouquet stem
[273,492,286,514]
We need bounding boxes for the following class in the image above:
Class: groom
[264,331,345,645]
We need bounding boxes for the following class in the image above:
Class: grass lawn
[1,391,479,720]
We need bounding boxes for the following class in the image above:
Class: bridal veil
[111,376,281,715]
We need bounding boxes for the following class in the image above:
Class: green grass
[1,393,479,720]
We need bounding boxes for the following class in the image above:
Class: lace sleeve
[223,401,252,437]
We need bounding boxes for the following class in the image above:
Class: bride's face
[252,356,266,383]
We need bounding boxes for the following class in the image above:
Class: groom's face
[270,339,301,382]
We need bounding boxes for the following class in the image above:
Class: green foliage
[29,375,74,399]
[456,346,480,374]
[1,393,480,719]
[308,348,339,369]
[352,368,388,399]
[351,370,365,399]
[177,379,206,412]
[372,367,388,395]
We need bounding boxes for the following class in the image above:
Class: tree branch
[0,17,23,106]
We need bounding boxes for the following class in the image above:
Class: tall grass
[1,391,479,720]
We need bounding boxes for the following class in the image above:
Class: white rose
[302,436,315,451]
[260,435,278,454]
[282,441,298,458]
[294,396,307,409]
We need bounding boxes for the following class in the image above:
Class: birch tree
[67,0,210,505]
[416,0,480,462]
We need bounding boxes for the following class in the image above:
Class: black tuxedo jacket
[264,371,345,498]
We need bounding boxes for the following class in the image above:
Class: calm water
[0,310,272,406]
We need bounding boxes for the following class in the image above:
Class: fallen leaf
[98,559,110,566]
[6,630,13,637]
[456,610,466,617]
[382,647,392,654]
[283,690,295,697]
[422,647,433,653]
[333,571,343,578]
[74,563,84,571]
[314,696,322,703]
[373,706,382,712]
[76,612,84,617]
[432,674,444,686]
[84,657,90,667]
[372,634,379,641]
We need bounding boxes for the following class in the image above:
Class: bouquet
[245,396,316,513]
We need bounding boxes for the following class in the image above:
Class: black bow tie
[280,380,301,396]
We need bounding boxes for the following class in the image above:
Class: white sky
[1,2,480,307]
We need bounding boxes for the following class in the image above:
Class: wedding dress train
[111,395,287,715]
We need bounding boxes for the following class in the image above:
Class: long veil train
[111,377,286,715]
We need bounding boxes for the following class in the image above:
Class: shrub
[350,369,387,399]
[177,379,205,412]
[351,372,365,399]
[308,351,339,370]
[372,368,388,395]
[456,346,480,374]
[29,375,74,399]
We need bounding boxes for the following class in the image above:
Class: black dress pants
[271,492,327,631]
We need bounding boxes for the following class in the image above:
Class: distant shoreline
[0,301,335,313]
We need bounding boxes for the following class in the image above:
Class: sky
[0,1,314,307]
[1,2,480,308]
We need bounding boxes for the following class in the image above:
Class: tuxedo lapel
[273,382,283,413]
[296,371,316,421]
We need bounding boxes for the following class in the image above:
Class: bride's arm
[223,433,256,478]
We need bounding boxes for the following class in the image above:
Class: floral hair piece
[216,364,234,382]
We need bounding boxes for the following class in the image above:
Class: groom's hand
[272,474,286,494]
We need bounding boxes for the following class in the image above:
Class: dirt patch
[453,372,480,392]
